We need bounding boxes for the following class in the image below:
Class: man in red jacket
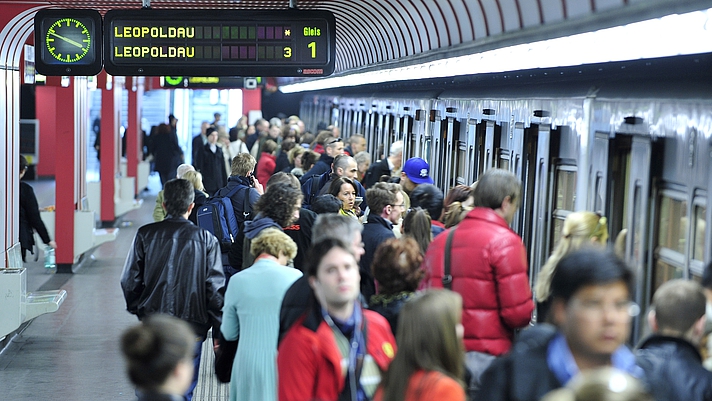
[422,168,534,391]
[278,238,396,401]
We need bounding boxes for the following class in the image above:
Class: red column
[52,78,77,273]
[242,88,262,116]
[97,72,120,225]
[126,78,143,194]
[35,86,58,177]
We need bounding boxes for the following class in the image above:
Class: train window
[550,166,577,252]
[654,258,684,292]
[693,205,706,261]
[555,169,576,211]
[657,196,688,254]
[551,218,564,253]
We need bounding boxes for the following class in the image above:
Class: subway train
[297,54,712,341]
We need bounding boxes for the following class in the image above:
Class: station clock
[35,9,103,76]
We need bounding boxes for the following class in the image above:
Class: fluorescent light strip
[280,8,712,93]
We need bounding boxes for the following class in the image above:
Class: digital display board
[103,9,335,77]
[34,9,103,76]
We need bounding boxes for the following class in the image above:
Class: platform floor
[0,173,229,400]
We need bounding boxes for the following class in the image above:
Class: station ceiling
[4,0,707,83]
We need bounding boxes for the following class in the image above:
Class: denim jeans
[185,338,204,401]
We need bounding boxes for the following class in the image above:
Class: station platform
[0,174,228,400]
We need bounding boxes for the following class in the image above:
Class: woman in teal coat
[221,228,302,401]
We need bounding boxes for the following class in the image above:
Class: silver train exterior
[298,80,712,340]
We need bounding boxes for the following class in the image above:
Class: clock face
[45,18,92,63]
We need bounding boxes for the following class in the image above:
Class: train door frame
[506,121,526,235]
[440,106,461,190]
[518,123,539,263]
[606,130,655,342]
[399,104,412,160]
[412,108,428,160]
[366,102,380,159]
[547,125,578,266]
[354,102,365,138]
[428,104,444,187]
[479,111,502,175]
[527,122,556,283]
[589,132,610,213]
[382,103,397,162]
[462,118,478,186]
[329,99,339,130]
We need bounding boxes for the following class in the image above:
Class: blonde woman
[182,170,208,225]
[534,211,609,323]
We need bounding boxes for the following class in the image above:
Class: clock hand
[49,32,85,49]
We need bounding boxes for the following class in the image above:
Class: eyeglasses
[390,204,406,209]
[574,299,640,318]
[325,137,343,146]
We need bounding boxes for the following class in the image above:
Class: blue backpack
[197,185,251,253]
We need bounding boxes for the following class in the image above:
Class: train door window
[399,114,414,158]
[413,109,429,160]
[455,121,468,185]
[445,118,461,189]
[654,192,687,291]
[658,195,687,254]
[693,204,707,262]
[550,166,577,252]
[497,122,511,171]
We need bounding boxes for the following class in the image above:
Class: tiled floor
[0,173,228,400]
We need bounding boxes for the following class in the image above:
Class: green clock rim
[45,17,93,63]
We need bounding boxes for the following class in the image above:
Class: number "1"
[308,41,316,58]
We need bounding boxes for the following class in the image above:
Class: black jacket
[360,214,395,301]
[363,158,391,189]
[636,335,712,401]
[368,292,414,336]
[194,143,227,195]
[121,216,225,338]
[300,154,334,184]
[275,150,292,173]
[151,131,183,175]
[19,181,51,253]
[476,324,562,401]
[283,208,316,273]
[278,275,313,345]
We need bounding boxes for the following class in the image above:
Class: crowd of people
[118,113,712,401]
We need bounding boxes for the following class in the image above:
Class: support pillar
[98,72,121,226]
[48,76,81,273]
[126,78,143,194]
[242,88,262,117]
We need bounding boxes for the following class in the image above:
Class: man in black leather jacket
[121,178,225,401]
[636,279,712,401]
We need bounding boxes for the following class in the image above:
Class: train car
[299,58,712,340]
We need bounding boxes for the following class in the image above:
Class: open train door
[607,129,653,342]
[526,123,553,283]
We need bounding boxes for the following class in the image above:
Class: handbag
[214,338,238,383]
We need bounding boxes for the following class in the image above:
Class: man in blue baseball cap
[399,157,434,194]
